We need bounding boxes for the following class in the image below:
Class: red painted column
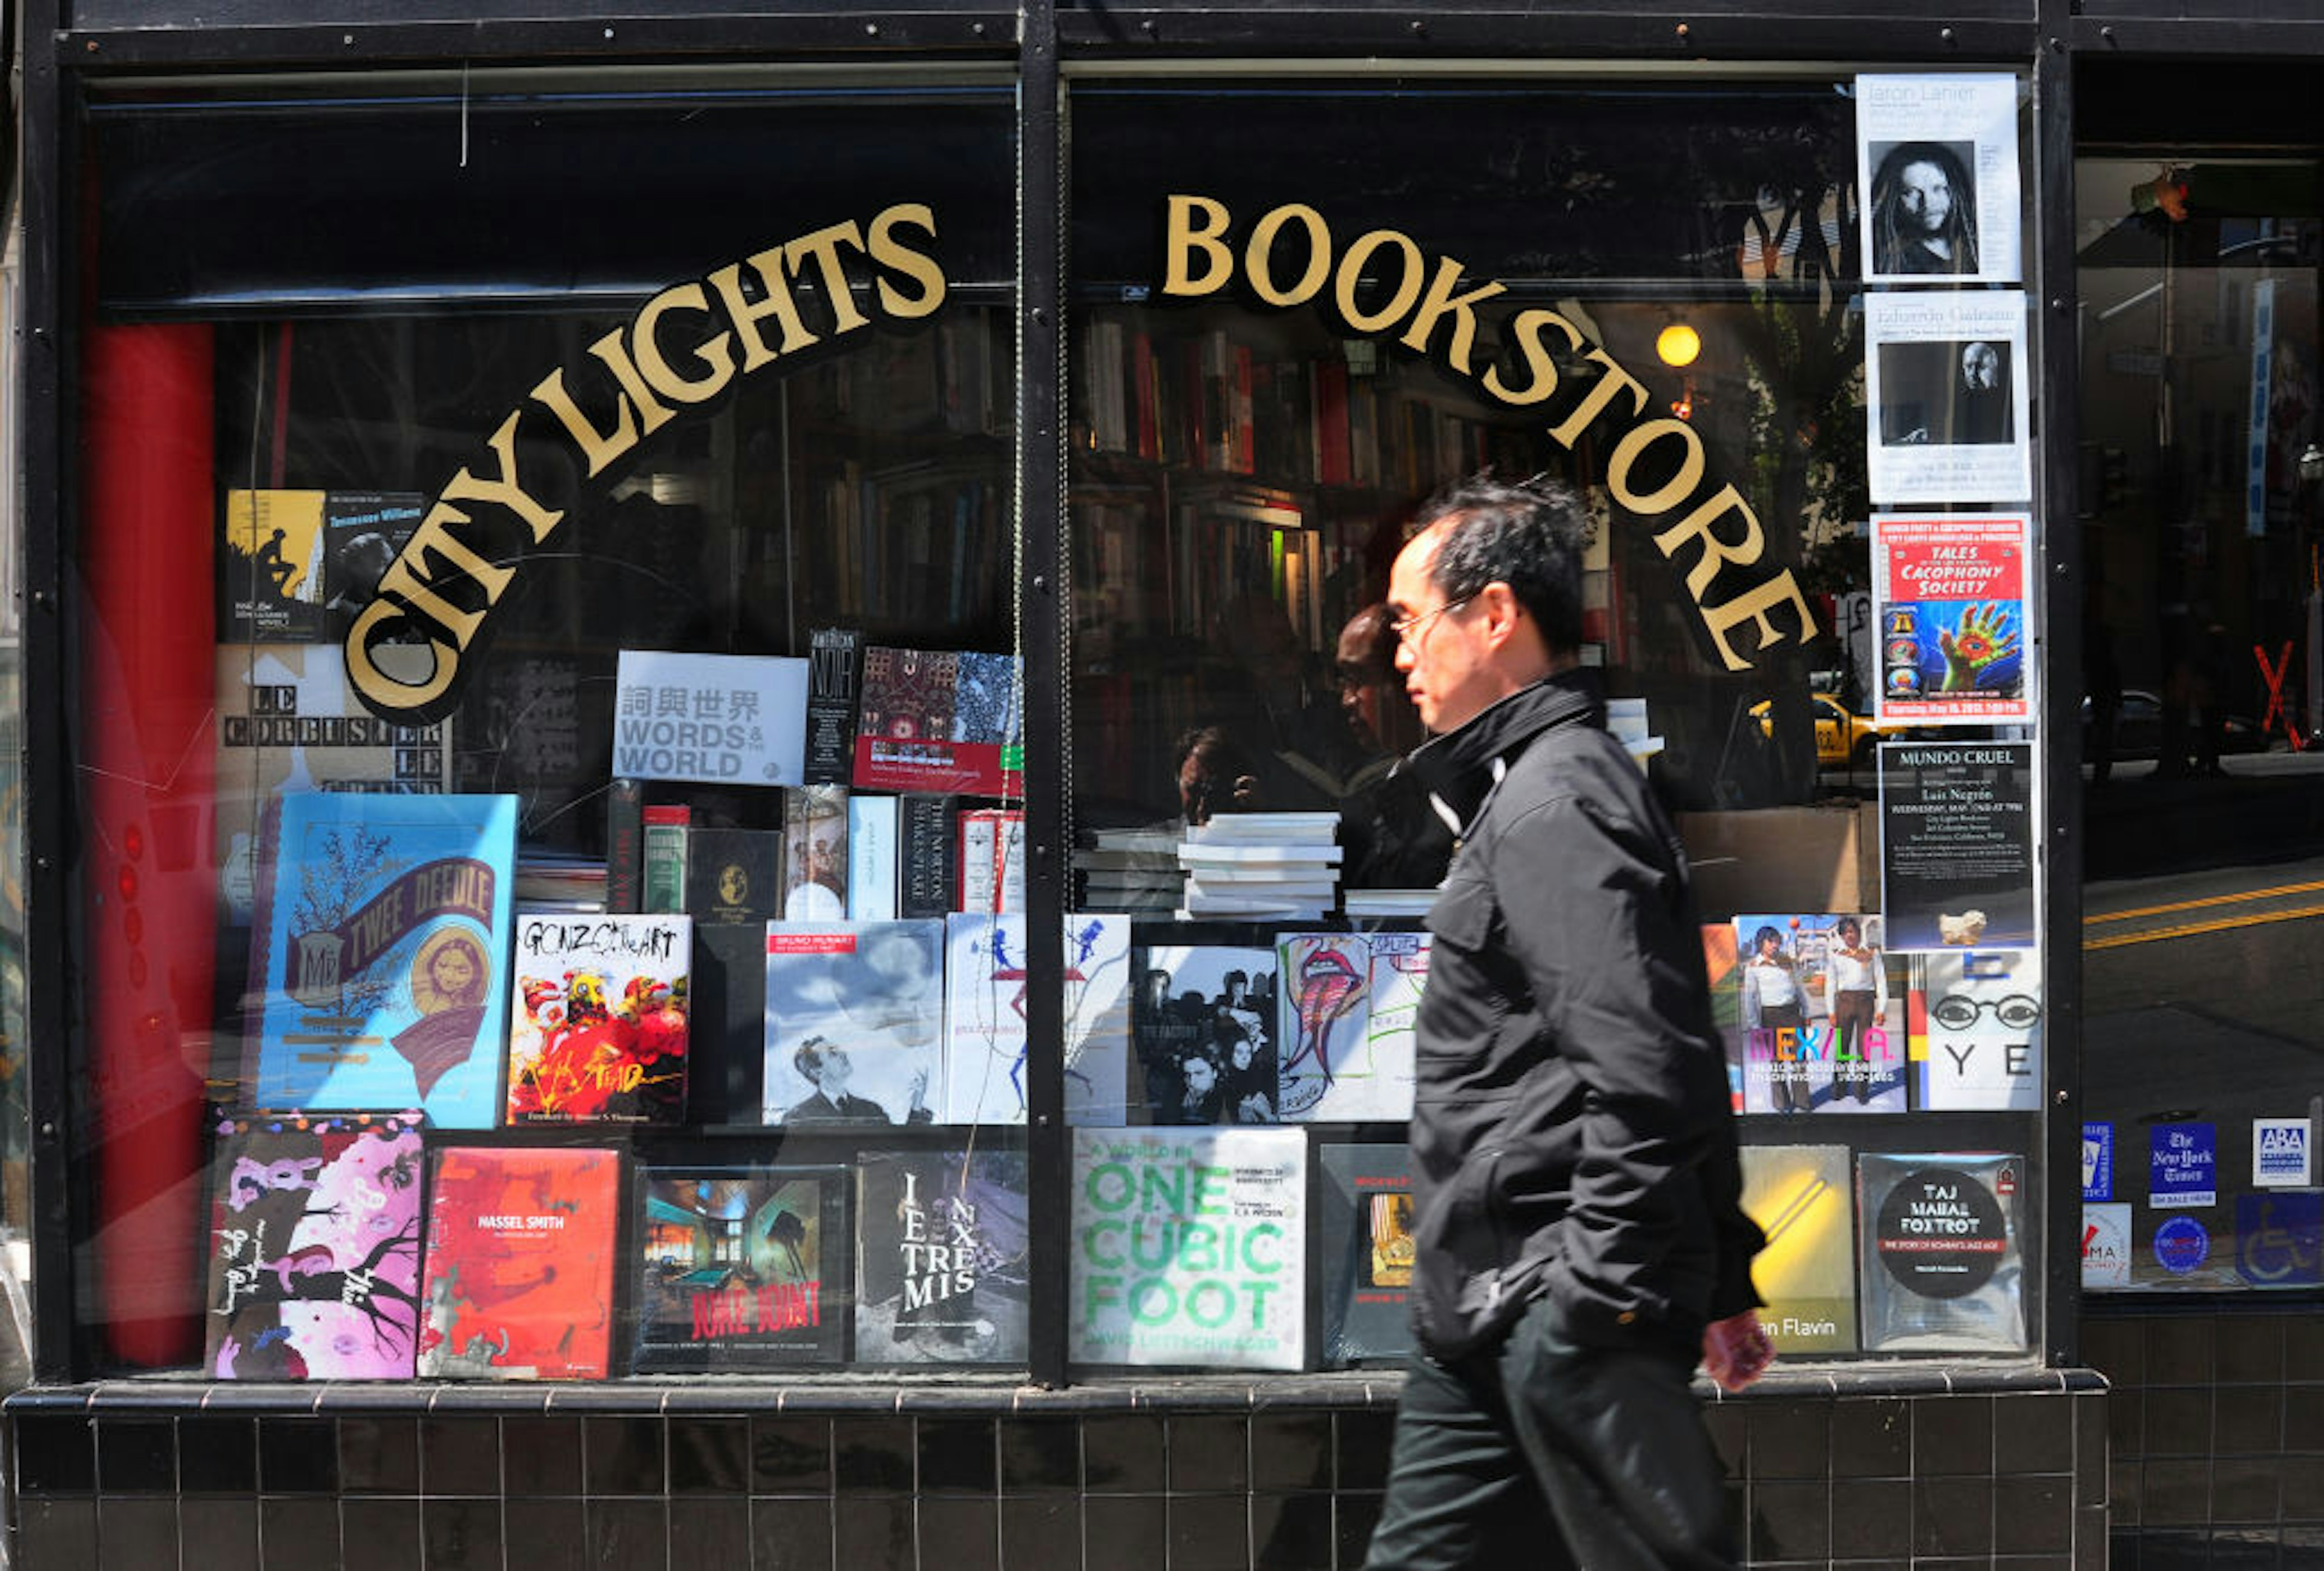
[80,323,216,1366]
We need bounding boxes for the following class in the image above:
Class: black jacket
[1404,673,1763,1360]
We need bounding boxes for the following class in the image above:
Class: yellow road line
[2085,876,2324,926]
[2084,901,2324,951]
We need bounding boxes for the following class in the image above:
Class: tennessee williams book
[505,912,691,1124]
[203,1113,425,1380]
[633,1164,847,1371]
[417,1145,622,1379]
[243,793,519,1128]
[1316,1142,1415,1367]
[855,1147,1030,1363]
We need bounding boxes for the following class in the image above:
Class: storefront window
[2076,151,2324,1293]
[69,72,1028,1375]
[1067,73,2049,1369]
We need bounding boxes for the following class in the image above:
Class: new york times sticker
[2152,1216,2209,1277]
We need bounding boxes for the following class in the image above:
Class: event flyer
[1865,291,2032,505]
[1069,1127,1305,1370]
[1871,513,2032,726]
[1858,1151,2028,1352]
[1879,740,2037,953]
[1856,73,2024,285]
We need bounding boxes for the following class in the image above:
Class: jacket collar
[1407,669,1603,832]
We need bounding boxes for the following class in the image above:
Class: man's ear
[1474,581,1525,648]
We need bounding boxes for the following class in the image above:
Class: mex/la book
[763,921,945,1125]
[243,793,519,1128]
[1316,1142,1415,1367]
[417,1145,622,1379]
[1730,914,1908,1115]
[855,1147,1030,1363]
[505,912,691,1124]
[203,1113,425,1380]
[939,912,1134,1125]
[634,1164,847,1371]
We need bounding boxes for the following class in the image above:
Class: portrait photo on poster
[1865,292,2032,506]
[1856,73,2024,285]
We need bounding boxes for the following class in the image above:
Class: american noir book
[506,913,691,1124]
[418,1145,622,1378]
[855,1147,1030,1363]
[244,793,519,1128]
[633,1165,846,1371]
[203,1113,425,1380]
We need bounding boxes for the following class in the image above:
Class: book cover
[780,785,850,919]
[319,491,425,641]
[1069,1127,1305,1369]
[804,627,864,785]
[855,1147,1030,1363]
[634,1165,847,1371]
[1316,1142,1414,1367]
[959,808,1027,915]
[642,805,690,915]
[1277,934,1370,1122]
[1910,949,2043,1110]
[203,1113,425,1380]
[221,488,327,642]
[689,923,773,1125]
[611,650,810,788]
[899,793,959,917]
[1136,944,1278,1125]
[505,912,691,1124]
[244,793,518,1128]
[686,826,786,925]
[1737,1145,1859,1355]
[847,794,900,921]
[1857,1151,2027,1352]
[853,647,1023,795]
[1732,914,1908,1115]
[417,1144,622,1378]
[951,651,1022,746]
[1704,924,1746,1113]
[763,921,945,1125]
[937,912,1133,1125]
[603,779,645,914]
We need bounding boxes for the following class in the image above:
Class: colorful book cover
[1703,923,1745,1113]
[1857,1151,2027,1352]
[1278,932,1416,1123]
[202,1113,425,1380]
[1135,944,1279,1125]
[1909,949,2043,1110]
[780,785,850,919]
[634,1165,847,1371]
[1354,933,1426,1122]
[1737,1145,1859,1355]
[1316,1142,1415,1367]
[1731,914,1907,1115]
[245,793,519,1128]
[505,912,691,1124]
[763,921,945,1125]
[417,1145,622,1378]
[853,647,1023,795]
[1069,1127,1305,1370]
[938,912,1133,1125]
[855,1147,1030,1363]
[221,488,327,642]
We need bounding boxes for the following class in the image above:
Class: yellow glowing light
[1656,323,1702,367]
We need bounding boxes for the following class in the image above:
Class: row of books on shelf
[205,1115,2027,1383]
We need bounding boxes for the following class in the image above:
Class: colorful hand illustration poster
[1872,513,2032,726]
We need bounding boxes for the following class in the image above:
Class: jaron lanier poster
[1070,1127,1305,1370]
[1859,1151,2027,1352]
[1878,740,2037,953]
[612,648,809,788]
[1865,291,2032,506]
[1856,73,2023,285]
[1909,949,2043,1111]
[1871,514,2032,727]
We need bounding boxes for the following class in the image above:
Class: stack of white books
[1342,887,1439,920]
[1177,812,1342,920]
[1074,825,1186,912]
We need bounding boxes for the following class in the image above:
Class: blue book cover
[245,792,519,1127]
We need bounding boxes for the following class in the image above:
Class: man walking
[1365,474,1772,1571]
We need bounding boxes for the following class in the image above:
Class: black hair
[793,1035,839,1080]
[1410,472,1589,654]
[1752,924,1784,952]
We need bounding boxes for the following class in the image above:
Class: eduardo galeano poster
[1865,291,2031,506]
[1856,73,2023,285]
[1878,740,2036,953]
[1871,513,2032,727]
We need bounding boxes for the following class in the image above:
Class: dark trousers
[1364,1294,1738,1571]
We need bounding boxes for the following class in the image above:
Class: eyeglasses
[1389,594,1475,644]
[1929,993,2041,1032]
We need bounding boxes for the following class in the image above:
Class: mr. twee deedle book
[243,792,519,1128]
[633,1164,847,1371]
[855,1147,1029,1364]
[418,1144,622,1379]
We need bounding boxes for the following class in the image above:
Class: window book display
[633,1164,847,1371]
[763,921,945,1125]
[242,792,519,1129]
[855,1147,1031,1363]
[1857,1150,2027,1352]
[203,1113,426,1380]
[1730,913,1907,1115]
[1277,931,1424,1122]
[940,912,1133,1125]
[1316,1142,1415,1366]
[417,1145,621,1378]
[1135,943,1279,1125]
[1737,1144,1859,1355]
[504,912,691,1124]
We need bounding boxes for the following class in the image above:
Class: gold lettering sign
[344,203,950,725]
[1163,194,1814,672]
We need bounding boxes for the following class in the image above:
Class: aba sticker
[2153,1216,2210,1277]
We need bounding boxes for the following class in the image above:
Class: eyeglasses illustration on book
[1929,993,2040,1031]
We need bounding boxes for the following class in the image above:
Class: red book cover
[418,1145,622,1379]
